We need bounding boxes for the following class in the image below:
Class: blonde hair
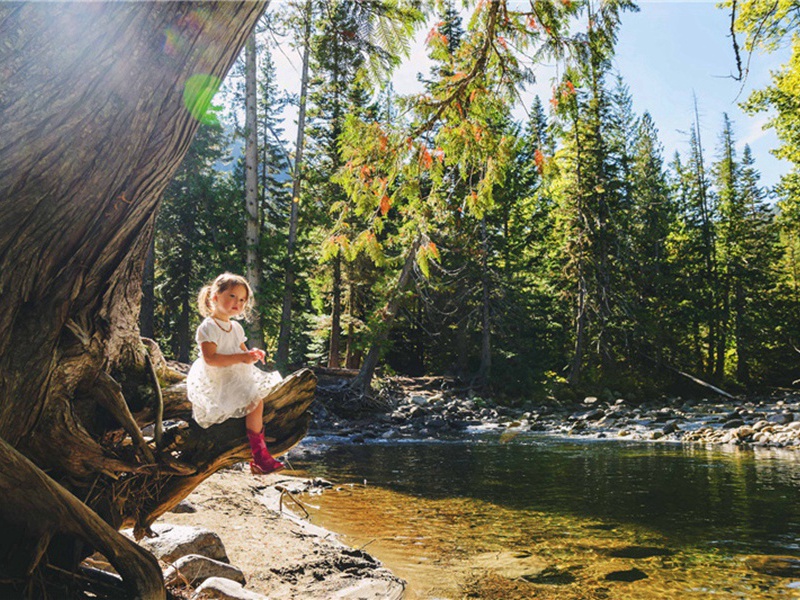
[197,272,254,320]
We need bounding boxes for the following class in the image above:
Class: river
[289,433,800,599]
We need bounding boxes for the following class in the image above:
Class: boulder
[164,554,245,586]
[191,577,267,600]
[126,523,228,564]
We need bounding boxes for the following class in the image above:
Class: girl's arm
[240,342,266,363]
[200,342,260,367]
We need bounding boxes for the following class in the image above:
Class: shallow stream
[290,434,800,599]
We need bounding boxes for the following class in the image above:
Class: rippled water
[288,434,800,599]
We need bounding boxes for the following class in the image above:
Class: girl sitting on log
[186,273,285,475]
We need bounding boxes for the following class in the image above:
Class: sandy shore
[163,466,404,599]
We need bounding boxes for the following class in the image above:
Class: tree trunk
[139,236,156,340]
[0,3,316,596]
[328,252,343,368]
[276,0,312,373]
[350,237,423,393]
[734,279,750,384]
[477,218,492,382]
[245,30,266,350]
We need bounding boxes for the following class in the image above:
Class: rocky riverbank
[311,378,800,449]
[114,471,404,599]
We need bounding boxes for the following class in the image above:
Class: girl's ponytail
[197,285,214,317]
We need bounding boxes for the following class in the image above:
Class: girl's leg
[245,400,284,474]
[246,400,264,434]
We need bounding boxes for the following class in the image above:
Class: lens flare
[183,73,222,125]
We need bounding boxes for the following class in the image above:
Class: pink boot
[246,428,285,475]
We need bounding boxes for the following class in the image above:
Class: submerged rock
[607,546,673,559]
[469,551,549,581]
[604,568,648,582]
[745,555,800,578]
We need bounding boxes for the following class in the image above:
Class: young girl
[186,273,285,474]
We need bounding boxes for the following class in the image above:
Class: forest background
[141,0,800,402]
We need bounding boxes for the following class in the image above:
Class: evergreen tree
[154,122,235,362]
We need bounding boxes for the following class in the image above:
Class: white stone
[164,554,245,586]
[332,578,406,599]
[124,523,228,564]
[191,577,267,600]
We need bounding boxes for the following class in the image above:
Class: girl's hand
[248,348,266,364]
[239,351,259,365]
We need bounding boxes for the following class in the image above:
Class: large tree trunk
[140,238,156,340]
[0,2,315,596]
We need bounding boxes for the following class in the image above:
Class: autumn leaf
[380,194,392,216]
[419,146,433,170]
[534,148,545,174]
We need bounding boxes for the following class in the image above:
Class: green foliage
[148,0,800,401]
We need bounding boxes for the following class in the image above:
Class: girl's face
[213,284,249,319]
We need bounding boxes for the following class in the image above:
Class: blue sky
[265,1,791,188]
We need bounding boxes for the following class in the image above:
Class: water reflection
[289,435,800,599]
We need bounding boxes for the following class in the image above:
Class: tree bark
[276,0,313,373]
[350,237,423,393]
[0,2,313,595]
[328,252,343,368]
[245,30,266,350]
[139,235,156,340]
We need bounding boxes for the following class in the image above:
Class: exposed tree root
[0,436,165,599]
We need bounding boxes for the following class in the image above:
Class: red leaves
[380,195,392,216]
[534,148,545,174]
[425,26,448,47]
[419,146,433,170]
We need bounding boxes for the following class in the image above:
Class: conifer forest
[144,0,800,401]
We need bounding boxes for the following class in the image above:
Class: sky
[263,0,792,189]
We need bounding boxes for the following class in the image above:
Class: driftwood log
[0,2,320,598]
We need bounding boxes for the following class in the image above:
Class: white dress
[186,317,282,429]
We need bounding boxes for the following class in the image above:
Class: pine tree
[155,122,234,363]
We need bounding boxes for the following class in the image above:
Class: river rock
[164,554,245,586]
[469,551,549,581]
[662,421,680,435]
[128,523,229,564]
[410,395,428,406]
[605,568,648,582]
[745,555,800,578]
[191,577,267,600]
[768,413,793,425]
[581,409,605,421]
[607,546,673,559]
